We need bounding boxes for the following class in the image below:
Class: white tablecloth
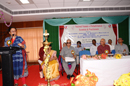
[80,56,130,86]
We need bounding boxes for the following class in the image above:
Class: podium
[0,47,20,86]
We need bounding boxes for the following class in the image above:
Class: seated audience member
[90,39,97,56]
[107,39,115,51]
[115,38,129,55]
[63,42,66,47]
[75,41,85,55]
[40,44,60,81]
[60,39,76,80]
[97,38,111,54]
[38,41,44,78]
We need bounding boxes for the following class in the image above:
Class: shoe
[14,83,18,86]
[71,75,75,77]
[23,84,28,86]
[67,75,70,80]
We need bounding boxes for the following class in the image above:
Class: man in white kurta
[90,39,97,56]
[107,39,115,52]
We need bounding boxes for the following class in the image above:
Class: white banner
[60,24,118,49]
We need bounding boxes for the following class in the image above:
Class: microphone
[12,34,14,36]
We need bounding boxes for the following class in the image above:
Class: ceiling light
[15,0,34,5]
[20,0,29,4]
[83,0,91,1]
[79,0,93,1]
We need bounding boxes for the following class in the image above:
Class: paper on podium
[65,57,75,62]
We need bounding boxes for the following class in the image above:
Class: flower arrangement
[114,73,130,86]
[114,54,122,59]
[81,53,108,60]
[70,70,98,86]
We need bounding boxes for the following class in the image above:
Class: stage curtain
[102,16,128,24]
[73,17,101,24]
[43,18,72,40]
[17,27,43,62]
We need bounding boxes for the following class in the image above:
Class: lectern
[0,47,20,86]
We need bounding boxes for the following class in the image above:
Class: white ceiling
[0,0,130,23]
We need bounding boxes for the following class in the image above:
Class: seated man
[60,39,76,80]
[107,39,115,52]
[97,38,111,54]
[115,38,129,55]
[90,39,97,56]
[75,41,85,55]
[40,44,60,81]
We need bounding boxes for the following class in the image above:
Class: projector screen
[59,24,118,49]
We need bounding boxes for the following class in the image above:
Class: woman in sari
[40,44,60,81]
[4,27,28,86]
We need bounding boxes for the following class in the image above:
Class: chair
[79,50,91,58]
[111,50,116,55]
[96,51,98,55]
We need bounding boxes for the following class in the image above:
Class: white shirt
[90,45,97,56]
[108,44,115,51]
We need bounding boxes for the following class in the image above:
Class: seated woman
[40,44,60,81]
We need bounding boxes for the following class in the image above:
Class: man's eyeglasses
[67,42,71,44]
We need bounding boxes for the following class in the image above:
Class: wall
[0,20,43,47]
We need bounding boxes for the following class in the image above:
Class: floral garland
[0,10,13,27]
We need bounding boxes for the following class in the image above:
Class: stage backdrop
[59,24,118,49]
[44,16,129,57]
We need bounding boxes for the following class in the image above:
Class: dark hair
[92,39,96,42]
[77,41,81,44]
[108,39,112,41]
[8,27,17,32]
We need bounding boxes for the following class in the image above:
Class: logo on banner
[108,24,111,28]
[64,26,67,29]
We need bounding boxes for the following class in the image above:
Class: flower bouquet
[114,54,122,59]
[92,53,108,60]
[114,73,130,86]
[70,70,98,86]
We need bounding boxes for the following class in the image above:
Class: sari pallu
[41,50,60,81]
[4,36,28,80]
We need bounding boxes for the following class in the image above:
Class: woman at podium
[4,27,28,86]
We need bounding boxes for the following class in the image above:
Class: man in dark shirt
[97,38,111,54]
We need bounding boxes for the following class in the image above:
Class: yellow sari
[41,50,60,81]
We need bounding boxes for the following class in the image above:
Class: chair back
[96,51,98,55]
[111,50,116,55]
[79,50,91,58]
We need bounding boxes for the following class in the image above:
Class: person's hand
[62,57,65,60]
[123,49,126,52]
[18,43,24,48]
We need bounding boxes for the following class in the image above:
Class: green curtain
[118,18,130,49]
[45,22,59,57]
[44,16,130,57]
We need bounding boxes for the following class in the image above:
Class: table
[80,56,130,86]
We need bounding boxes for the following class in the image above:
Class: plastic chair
[96,51,98,55]
[111,50,116,55]
[79,50,91,58]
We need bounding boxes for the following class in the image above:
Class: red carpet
[0,65,78,86]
